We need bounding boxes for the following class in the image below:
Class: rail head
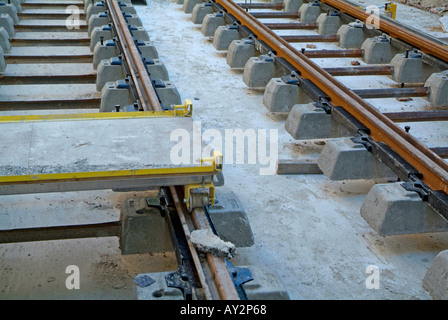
[214,0,448,194]
[105,0,162,112]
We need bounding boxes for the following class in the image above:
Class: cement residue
[190,229,236,260]
[0,159,197,176]
[397,0,448,14]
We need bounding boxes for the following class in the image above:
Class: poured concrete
[423,250,448,300]
[0,116,199,171]
[361,35,394,64]
[0,83,100,103]
[2,63,95,77]
[206,191,255,248]
[285,103,331,139]
[317,137,397,181]
[226,38,256,69]
[425,70,448,106]
[360,183,448,236]
[191,2,213,24]
[7,45,91,57]
[2,0,448,301]
[120,197,173,255]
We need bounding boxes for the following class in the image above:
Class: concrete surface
[423,249,448,300]
[0,117,199,169]
[1,0,447,301]
[360,183,448,236]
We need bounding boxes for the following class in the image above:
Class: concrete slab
[317,137,397,181]
[0,26,10,52]
[119,197,173,255]
[206,191,254,247]
[241,265,290,300]
[2,63,95,77]
[0,46,5,72]
[361,35,394,64]
[226,38,256,69]
[13,32,89,40]
[316,13,340,35]
[242,54,276,88]
[425,70,448,107]
[7,46,91,57]
[191,2,213,24]
[298,2,321,23]
[0,83,99,102]
[135,1,448,301]
[2,0,447,301]
[423,250,448,300]
[360,182,448,236]
[0,13,15,37]
[390,52,435,83]
[285,103,331,139]
[284,0,303,13]
[17,19,86,27]
[0,117,199,171]
[337,23,364,48]
[263,77,300,112]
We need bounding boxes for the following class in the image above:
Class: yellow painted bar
[0,150,223,186]
[0,165,216,185]
[0,100,193,123]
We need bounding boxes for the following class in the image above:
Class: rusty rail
[169,186,240,300]
[264,22,317,30]
[384,110,448,122]
[237,2,283,9]
[217,0,448,193]
[105,0,162,111]
[320,0,448,62]
[302,49,363,58]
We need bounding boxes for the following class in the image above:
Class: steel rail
[169,186,215,300]
[264,22,317,30]
[105,0,162,112]
[237,2,283,9]
[170,186,240,300]
[384,110,448,122]
[190,206,240,300]
[281,34,339,42]
[218,0,448,193]
[320,0,448,62]
[302,48,363,58]
[251,12,299,19]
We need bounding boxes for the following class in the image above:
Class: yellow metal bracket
[200,151,223,171]
[184,151,223,211]
[385,2,397,20]
[173,99,193,117]
[184,182,216,211]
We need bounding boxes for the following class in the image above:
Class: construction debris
[190,229,236,260]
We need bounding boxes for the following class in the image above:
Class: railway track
[0,0,447,301]
[0,0,99,110]
[174,0,448,299]
[178,0,448,215]
[0,0,252,301]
